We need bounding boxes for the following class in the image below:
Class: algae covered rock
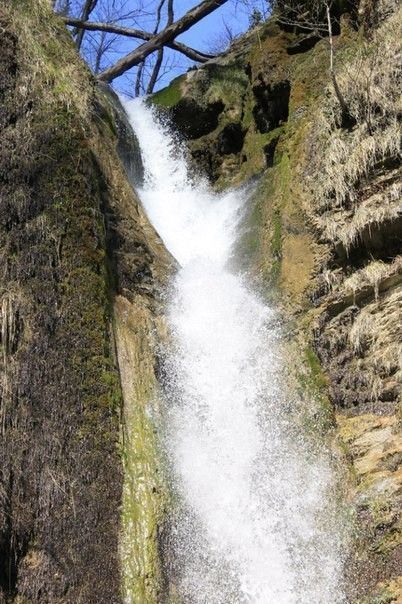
[0,1,171,602]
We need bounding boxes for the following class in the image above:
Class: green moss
[101,370,123,411]
[270,208,282,285]
[265,153,291,286]
[357,590,396,604]
[235,191,264,267]
[94,91,119,138]
[295,346,334,433]
[305,347,329,391]
[206,64,249,107]
[271,208,282,255]
[151,75,185,107]
[10,0,92,120]
[120,379,167,603]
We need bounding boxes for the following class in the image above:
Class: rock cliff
[0,0,400,601]
[0,1,171,602]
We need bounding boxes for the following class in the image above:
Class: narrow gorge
[0,0,401,603]
[126,100,346,603]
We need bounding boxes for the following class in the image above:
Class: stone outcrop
[151,1,401,601]
[0,1,171,602]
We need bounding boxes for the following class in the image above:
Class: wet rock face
[0,14,122,598]
[0,3,171,603]
[95,82,145,187]
[172,98,225,139]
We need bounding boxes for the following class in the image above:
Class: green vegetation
[270,208,282,284]
[358,590,396,604]
[151,74,185,107]
[0,2,169,601]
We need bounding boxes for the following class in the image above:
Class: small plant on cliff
[272,0,354,126]
[249,8,263,27]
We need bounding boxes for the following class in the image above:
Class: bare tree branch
[62,17,216,62]
[75,0,99,50]
[63,17,155,41]
[325,2,349,119]
[147,0,174,94]
[97,0,229,81]
[135,61,145,96]
[147,48,165,93]
[167,0,174,24]
[92,29,118,74]
[154,0,167,32]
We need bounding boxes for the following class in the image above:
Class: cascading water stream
[125,99,347,603]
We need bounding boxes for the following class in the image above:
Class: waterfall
[124,99,347,604]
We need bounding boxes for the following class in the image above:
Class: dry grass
[342,256,402,300]
[371,0,401,23]
[318,177,402,249]
[8,0,92,119]
[314,121,400,213]
[321,267,344,293]
[349,286,402,397]
[306,6,402,232]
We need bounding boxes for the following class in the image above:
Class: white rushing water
[125,99,346,604]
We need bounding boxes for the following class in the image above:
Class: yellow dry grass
[318,177,402,249]
[8,0,92,119]
[306,6,402,250]
[342,256,402,301]
[349,286,402,398]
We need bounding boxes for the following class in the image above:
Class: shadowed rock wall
[0,2,171,602]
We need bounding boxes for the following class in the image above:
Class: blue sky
[71,0,270,94]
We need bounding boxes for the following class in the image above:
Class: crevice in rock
[323,268,402,320]
[0,476,30,600]
[171,99,225,139]
[286,34,320,55]
[264,136,280,167]
[333,214,402,266]
[252,79,290,134]
[361,156,402,194]
[217,123,246,155]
